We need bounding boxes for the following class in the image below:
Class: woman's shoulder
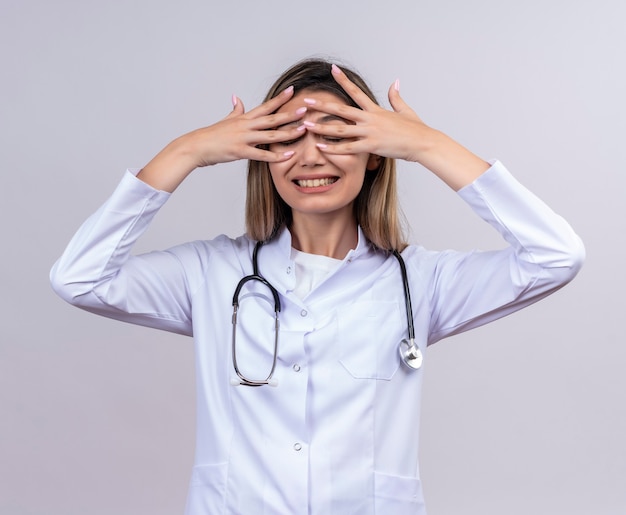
[169,233,253,260]
[150,233,253,287]
[398,242,472,282]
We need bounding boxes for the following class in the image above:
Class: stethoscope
[231,241,423,387]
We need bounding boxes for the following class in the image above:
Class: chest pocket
[337,300,404,380]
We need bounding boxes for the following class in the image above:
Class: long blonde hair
[245,58,406,251]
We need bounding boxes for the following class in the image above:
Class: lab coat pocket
[337,300,403,380]
[185,462,228,515]
[374,472,425,514]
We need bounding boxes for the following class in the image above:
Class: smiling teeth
[296,177,337,188]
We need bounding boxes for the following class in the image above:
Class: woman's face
[268,90,374,224]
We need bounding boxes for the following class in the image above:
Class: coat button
[293,443,303,451]
[300,309,308,317]
[292,364,301,372]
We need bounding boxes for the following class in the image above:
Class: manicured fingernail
[303,98,316,105]
[295,106,307,115]
[316,143,327,149]
[283,151,295,157]
[296,124,306,131]
[331,64,341,75]
[231,94,237,107]
[303,120,315,127]
[394,79,400,91]
[283,85,294,95]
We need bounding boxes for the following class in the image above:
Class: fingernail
[316,143,327,149]
[331,64,341,75]
[295,106,307,115]
[296,124,306,132]
[303,120,315,127]
[283,151,295,157]
[283,85,294,95]
[303,98,316,105]
[394,79,400,92]
[231,94,237,107]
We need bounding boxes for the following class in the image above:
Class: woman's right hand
[137,86,307,192]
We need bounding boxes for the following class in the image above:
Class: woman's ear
[366,154,382,171]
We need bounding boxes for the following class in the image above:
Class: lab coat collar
[258,225,373,294]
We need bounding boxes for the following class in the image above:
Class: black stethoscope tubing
[231,241,422,387]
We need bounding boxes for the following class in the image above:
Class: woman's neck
[289,213,358,259]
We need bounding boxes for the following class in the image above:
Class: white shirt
[291,249,342,300]
[50,161,584,515]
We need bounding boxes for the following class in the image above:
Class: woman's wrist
[411,128,489,191]
[136,136,200,193]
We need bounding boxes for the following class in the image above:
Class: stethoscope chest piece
[399,338,423,370]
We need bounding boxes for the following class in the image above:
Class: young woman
[51,58,584,514]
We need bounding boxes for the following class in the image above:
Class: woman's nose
[298,132,326,167]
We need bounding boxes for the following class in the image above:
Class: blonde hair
[245,58,407,251]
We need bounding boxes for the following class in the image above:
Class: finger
[253,124,307,146]
[245,85,295,119]
[387,80,414,114]
[301,97,368,123]
[245,146,297,163]
[331,64,377,111]
[301,120,366,140]
[247,106,307,131]
[315,140,371,155]
[226,94,246,118]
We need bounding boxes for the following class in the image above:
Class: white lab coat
[50,161,584,514]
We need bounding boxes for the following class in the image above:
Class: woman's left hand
[301,64,432,163]
[304,64,490,190]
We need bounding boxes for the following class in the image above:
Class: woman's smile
[293,175,339,189]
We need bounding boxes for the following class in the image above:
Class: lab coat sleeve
[50,170,197,336]
[424,160,585,345]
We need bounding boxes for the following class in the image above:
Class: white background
[1,0,624,513]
